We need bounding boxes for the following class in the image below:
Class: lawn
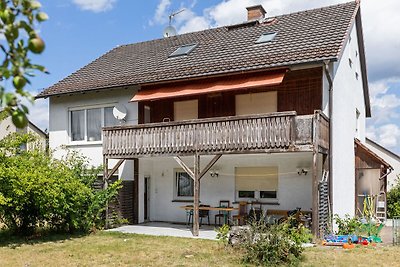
[0,231,399,267]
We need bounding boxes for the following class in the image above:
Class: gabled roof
[355,139,393,170]
[37,1,361,99]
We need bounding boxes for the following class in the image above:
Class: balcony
[103,111,329,159]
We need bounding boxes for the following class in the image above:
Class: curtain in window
[104,107,118,127]
[177,172,194,197]
[71,110,84,141]
[87,108,101,141]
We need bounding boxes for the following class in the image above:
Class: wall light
[297,168,308,176]
[210,170,219,178]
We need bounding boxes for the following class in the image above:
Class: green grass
[0,231,399,266]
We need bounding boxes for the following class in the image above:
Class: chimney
[246,5,266,21]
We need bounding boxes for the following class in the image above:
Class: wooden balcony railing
[103,111,329,158]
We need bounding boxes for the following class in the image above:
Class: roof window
[255,32,277,44]
[169,44,197,57]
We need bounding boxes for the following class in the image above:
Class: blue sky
[22,0,400,153]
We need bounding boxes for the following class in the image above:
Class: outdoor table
[180,206,238,225]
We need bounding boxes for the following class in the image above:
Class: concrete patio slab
[107,222,218,240]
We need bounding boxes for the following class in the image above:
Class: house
[0,114,48,151]
[37,1,389,236]
[365,138,400,189]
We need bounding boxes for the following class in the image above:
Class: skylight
[255,32,277,44]
[169,44,197,57]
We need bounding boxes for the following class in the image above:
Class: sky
[16,0,400,154]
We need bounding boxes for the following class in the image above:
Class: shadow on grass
[0,229,88,249]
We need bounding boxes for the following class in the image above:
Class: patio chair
[232,201,248,225]
[215,200,230,226]
[199,205,210,226]
[186,205,193,226]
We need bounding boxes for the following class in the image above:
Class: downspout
[323,60,334,223]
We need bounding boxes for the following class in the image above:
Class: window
[235,167,278,201]
[255,32,277,44]
[71,110,85,141]
[104,107,118,127]
[87,108,101,141]
[174,99,198,121]
[355,109,360,137]
[70,106,118,142]
[235,91,277,116]
[169,44,197,57]
[175,171,194,198]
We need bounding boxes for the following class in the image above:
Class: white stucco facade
[0,115,47,151]
[137,153,316,224]
[365,139,400,190]
[327,22,367,218]
[48,87,138,175]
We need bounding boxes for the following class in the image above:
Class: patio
[107,222,218,240]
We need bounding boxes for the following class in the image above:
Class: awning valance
[130,69,287,102]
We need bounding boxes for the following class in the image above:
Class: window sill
[66,141,102,147]
[172,199,194,203]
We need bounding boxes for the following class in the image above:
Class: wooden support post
[193,154,200,236]
[312,151,319,237]
[199,154,222,180]
[103,157,109,229]
[133,158,139,224]
[311,111,321,238]
[107,159,125,180]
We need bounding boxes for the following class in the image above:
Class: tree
[0,0,48,128]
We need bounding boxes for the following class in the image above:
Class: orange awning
[130,69,287,102]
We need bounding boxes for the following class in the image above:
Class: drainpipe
[323,60,334,223]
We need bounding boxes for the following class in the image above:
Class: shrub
[334,214,362,235]
[216,224,230,245]
[240,217,311,266]
[0,133,121,235]
[387,175,400,218]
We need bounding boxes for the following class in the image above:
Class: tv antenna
[169,8,185,25]
[163,8,185,38]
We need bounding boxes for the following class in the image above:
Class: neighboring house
[37,1,388,236]
[0,115,48,151]
[365,138,400,189]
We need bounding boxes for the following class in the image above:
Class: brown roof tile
[37,1,359,98]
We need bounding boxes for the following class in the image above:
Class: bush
[387,175,400,218]
[334,214,362,235]
[0,133,121,235]
[240,217,311,266]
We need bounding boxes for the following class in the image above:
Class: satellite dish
[163,25,177,38]
[113,104,127,121]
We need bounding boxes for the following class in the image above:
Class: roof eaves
[36,58,336,99]
[355,8,371,118]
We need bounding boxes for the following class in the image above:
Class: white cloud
[368,79,400,123]
[367,124,400,148]
[150,0,172,25]
[72,0,116,13]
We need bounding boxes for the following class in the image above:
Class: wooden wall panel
[137,67,323,121]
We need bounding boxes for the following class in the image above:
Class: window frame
[174,169,194,200]
[169,43,197,58]
[68,104,118,145]
[255,32,277,44]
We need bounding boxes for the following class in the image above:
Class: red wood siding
[138,67,323,123]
